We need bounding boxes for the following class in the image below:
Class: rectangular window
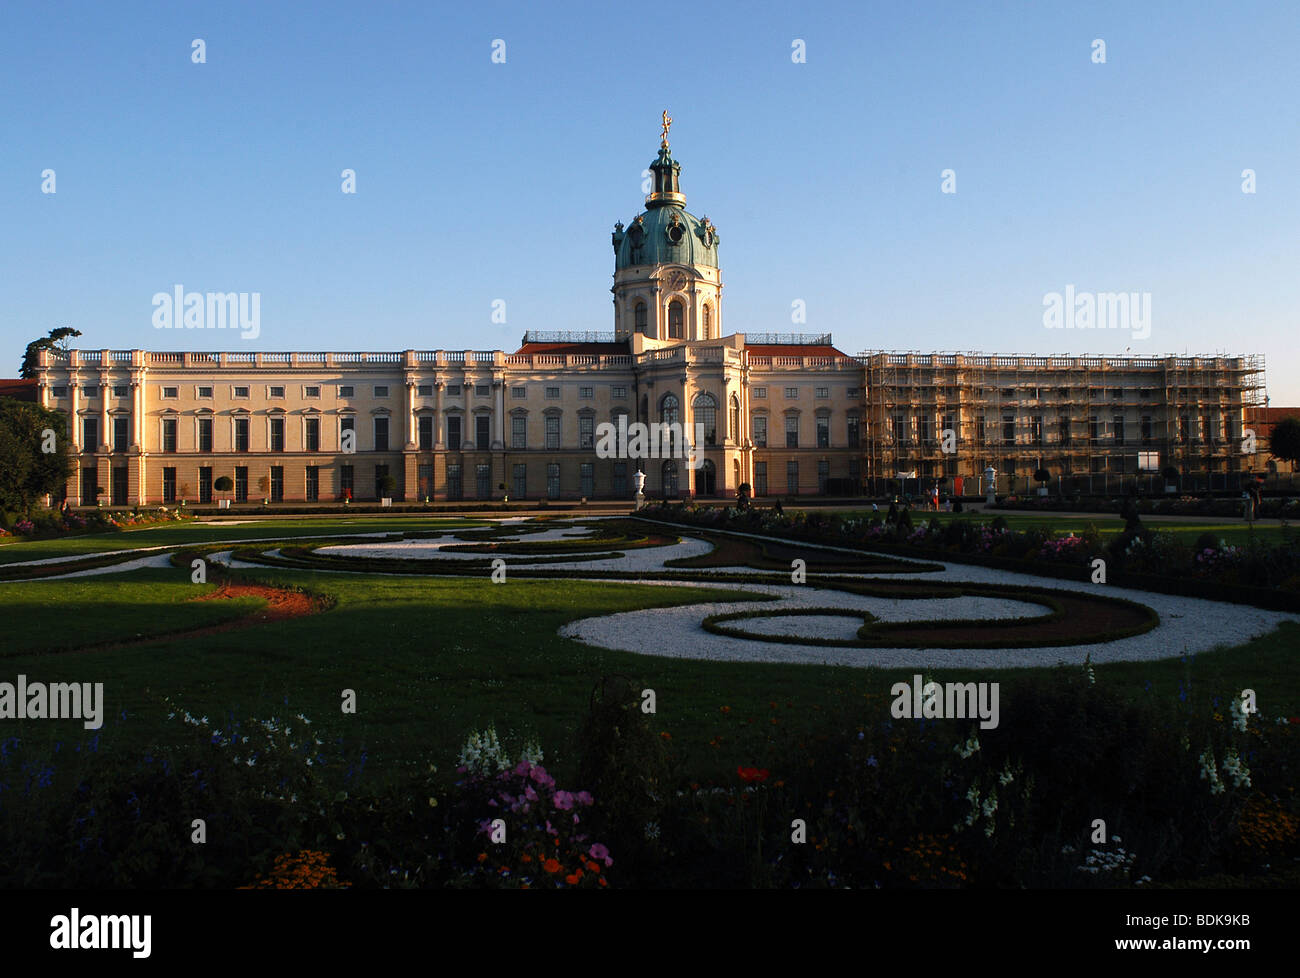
[446,384,461,396]
[112,385,128,398]
[816,416,830,448]
[162,467,176,503]
[612,386,627,399]
[270,418,285,452]
[547,463,561,500]
[976,415,986,445]
[546,415,560,450]
[197,386,213,398]
[418,415,433,450]
[580,462,594,497]
[512,463,527,499]
[80,466,98,504]
[1141,416,1153,443]
[340,416,355,452]
[305,466,319,502]
[235,466,248,502]
[305,417,320,452]
[374,417,389,452]
[846,388,859,399]
[752,415,767,448]
[1002,415,1015,446]
[374,464,389,500]
[784,387,798,399]
[475,415,491,450]
[269,386,285,398]
[476,384,490,397]
[1113,415,1125,444]
[476,463,491,499]
[817,459,830,494]
[339,464,354,498]
[80,385,99,397]
[579,416,594,449]
[304,386,320,398]
[1090,416,1101,443]
[785,415,798,448]
[111,466,128,506]
[52,386,67,398]
[417,384,433,397]
[753,387,767,399]
[338,385,354,397]
[754,461,768,497]
[199,466,212,504]
[1058,416,1071,445]
[893,414,907,445]
[511,415,527,449]
[815,387,829,399]
[233,386,249,398]
[374,386,389,398]
[447,463,463,500]
[198,417,213,453]
[235,418,250,452]
[447,416,462,451]
[511,386,526,399]
[270,465,284,502]
[162,386,178,399]
[113,416,130,452]
[1030,416,1043,446]
[918,417,931,444]
[612,462,627,495]
[417,463,433,500]
[162,418,177,453]
[786,460,799,495]
[545,386,560,400]
[846,416,860,448]
[579,387,594,399]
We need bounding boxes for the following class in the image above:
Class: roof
[745,344,851,358]
[1245,406,1300,425]
[0,378,38,401]
[512,342,631,356]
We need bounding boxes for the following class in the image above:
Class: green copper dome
[612,140,720,270]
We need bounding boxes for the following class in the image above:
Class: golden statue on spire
[660,110,672,149]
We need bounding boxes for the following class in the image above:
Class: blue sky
[3,1,1297,400]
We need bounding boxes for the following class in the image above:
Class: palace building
[31,118,1268,506]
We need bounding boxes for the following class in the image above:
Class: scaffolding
[858,350,1268,496]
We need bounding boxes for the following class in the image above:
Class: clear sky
[3,1,1296,400]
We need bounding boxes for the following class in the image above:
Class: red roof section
[512,342,630,356]
[0,379,38,401]
[745,344,851,358]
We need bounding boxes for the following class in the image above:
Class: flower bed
[0,506,193,542]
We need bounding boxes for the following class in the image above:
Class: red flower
[737,766,770,784]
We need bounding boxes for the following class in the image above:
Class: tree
[1033,468,1051,487]
[0,399,73,514]
[20,327,82,379]
[213,475,233,503]
[377,474,397,499]
[1269,416,1300,468]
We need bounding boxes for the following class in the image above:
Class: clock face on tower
[665,269,687,295]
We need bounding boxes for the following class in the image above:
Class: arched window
[661,459,679,497]
[634,301,647,334]
[659,393,679,425]
[693,392,717,445]
[668,300,684,339]
[702,304,712,339]
[729,394,740,442]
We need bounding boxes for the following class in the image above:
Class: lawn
[3,557,1295,791]
[0,516,488,565]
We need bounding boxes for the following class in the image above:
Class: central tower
[611,112,723,344]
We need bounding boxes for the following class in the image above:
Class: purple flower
[589,843,613,866]
[554,790,574,811]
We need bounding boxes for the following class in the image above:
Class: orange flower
[543,858,562,874]
[565,873,581,885]
[720,706,730,714]
[599,877,608,887]
[476,852,488,863]
[660,731,672,741]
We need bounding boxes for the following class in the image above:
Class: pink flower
[589,843,613,867]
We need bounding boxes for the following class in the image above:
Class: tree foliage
[1269,416,1300,466]
[0,399,73,513]
[20,327,82,379]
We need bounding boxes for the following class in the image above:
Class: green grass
[0,516,487,565]
[825,509,1295,546]
[2,557,1295,790]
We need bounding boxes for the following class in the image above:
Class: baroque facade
[32,122,1267,505]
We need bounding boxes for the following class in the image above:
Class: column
[98,365,110,451]
[492,378,505,449]
[405,381,417,447]
[434,381,445,449]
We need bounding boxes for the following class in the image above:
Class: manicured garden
[0,512,1296,888]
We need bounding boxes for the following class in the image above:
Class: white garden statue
[633,469,647,509]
